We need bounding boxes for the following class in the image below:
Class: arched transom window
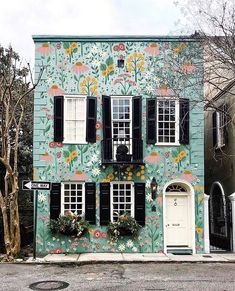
[166,184,187,192]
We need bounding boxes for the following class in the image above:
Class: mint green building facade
[33,36,204,255]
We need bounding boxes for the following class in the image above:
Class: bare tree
[0,45,43,261]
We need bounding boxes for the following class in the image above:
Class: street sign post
[22,180,51,191]
[22,180,51,260]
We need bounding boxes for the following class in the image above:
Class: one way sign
[22,181,51,191]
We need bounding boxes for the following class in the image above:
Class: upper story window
[64,96,86,143]
[212,104,228,149]
[156,99,179,145]
[146,97,189,145]
[102,95,143,164]
[54,95,97,144]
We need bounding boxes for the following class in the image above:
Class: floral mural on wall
[34,38,204,254]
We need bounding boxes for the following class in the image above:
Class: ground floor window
[110,182,134,222]
[61,182,85,216]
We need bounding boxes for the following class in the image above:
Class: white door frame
[163,179,196,254]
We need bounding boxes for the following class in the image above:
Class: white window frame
[61,182,85,216]
[216,110,225,149]
[111,95,133,158]
[63,94,87,144]
[110,181,135,222]
[156,98,180,146]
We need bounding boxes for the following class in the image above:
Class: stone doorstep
[166,253,229,262]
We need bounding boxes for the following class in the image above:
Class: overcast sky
[0,0,187,64]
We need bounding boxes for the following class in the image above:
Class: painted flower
[146,193,153,202]
[71,151,78,159]
[156,84,173,96]
[72,61,89,74]
[118,243,126,252]
[157,195,163,206]
[165,152,170,158]
[144,43,160,56]
[80,76,98,96]
[174,157,180,164]
[48,85,65,96]
[88,227,94,234]
[72,171,89,181]
[132,247,138,252]
[94,230,101,239]
[173,42,186,56]
[56,43,61,49]
[40,152,53,163]
[126,240,134,248]
[144,152,161,164]
[50,247,62,254]
[96,243,101,250]
[101,232,108,239]
[36,43,52,56]
[38,193,47,203]
[91,154,98,162]
[95,121,102,130]
[180,171,197,182]
[119,43,125,51]
[92,168,101,177]
[181,62,197,74]
[196,227,203,236]
[107,173,114,180]
[179,151,186,159]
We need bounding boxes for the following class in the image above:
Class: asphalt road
[1,263,235,291]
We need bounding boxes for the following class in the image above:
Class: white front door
[165,194,189,247]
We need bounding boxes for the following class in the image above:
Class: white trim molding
[163,178,195,254]
[229,193,235,252]
[204,194,210,253]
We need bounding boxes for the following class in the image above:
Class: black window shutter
[100,183,110,225]
[179,98,190,145]
[212,111,217,147]
[54,96,64,142]
[86,97,97,143]
[223,104,229,145]
[146,98,156,144]
[102,95,112,160]
[132,96,143,161]
[85,182,96,224]
[134,183,145,226]
[50,183,61,219]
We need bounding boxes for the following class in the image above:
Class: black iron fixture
[117,59,125,68]
[151,177,158,200]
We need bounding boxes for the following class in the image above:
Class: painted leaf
[106,56,113,66]
[63,151,70,158]
[63,42,70,49]
[100,63,106,71]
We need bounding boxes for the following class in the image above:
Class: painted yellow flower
[127,167,130,171]
[65,48,71,55]
[65,157,71,163]
[70,151,78,159]
[107,64,114,73]
[108,173,114,180]
[140,175,145,181]
[128,172,133,176]
[81,88,86,94]
[174,157,180,164]
[179,151,186,159]
[71,42,77,49]
[198,194,204,201]
[80,76,99,96]
[136,171,141,177]
[133,52,138,57]
[80,80,86,87]
[127,176,132,181]
[140,165,145,170]
[88,227,94,234]
[196,227,203,235]
[194,186,204,191]
[102,70,108,76]
[101,178,108,182]
[140,170,145,175]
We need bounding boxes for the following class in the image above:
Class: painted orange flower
[179,151,186,159]
[48,85,65,96]
[181,62,197,74]
[180,171,197,182]
[144,152,161,164]
[40,152,53,163]
[36,43,52,56]
[156,84,173,96]
[72,171,89,181]
[144,43,160,56]
[72,61,89,74]
[174,157,180,164]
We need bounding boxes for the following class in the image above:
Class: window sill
[155,143,181,146]
[63,141,88,145]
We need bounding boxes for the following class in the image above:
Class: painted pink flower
[49,141,56,148]
[72,61,89,74]
[113,45,119,51]
[94,230,101,239]
[56,142,63,148]
[95,121,102,130]
[156,85,173,96]
[96,243,101,250]
[56,43,61,49]
[119,43,125,51]
[56,152,61,158]
[181,63,197,74]
[48,85,65,96]
[157,196,163,206]
[72,171,89,181]
[144,43,160,56]
[180,171,197,182]
[50,247,62,254]
[40,152,53,163]
[96,135,101,141]
[144,152,161,164]
[101,232,108,239]
[36,43,52,56]
[46,113,54,120]
[165,152,170,158]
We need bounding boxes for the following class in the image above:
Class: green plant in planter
[50,211,89,237]
[107,213,141,244]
